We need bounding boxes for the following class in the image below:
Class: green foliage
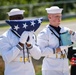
[0,0,76,20]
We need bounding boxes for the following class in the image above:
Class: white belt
[13,57,30,62]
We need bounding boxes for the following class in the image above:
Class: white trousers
[42,70,70,75]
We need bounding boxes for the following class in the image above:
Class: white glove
[60,46,69,51]
[19,31,29,44]
[27,32,36,45]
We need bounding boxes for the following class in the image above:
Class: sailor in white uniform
[0,8,41,75]
[37,6,76,75]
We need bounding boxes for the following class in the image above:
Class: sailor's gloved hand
[26,32,35,45]
[17,31,30,50]
[18,31,35,49]
[26,32,35,49]
[19,31,29,44]
[56,46,69,53]
[60,46,69,51]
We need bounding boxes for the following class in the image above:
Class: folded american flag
[6,17,43,37]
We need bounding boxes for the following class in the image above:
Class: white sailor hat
[7,8,25,16]
[46,6,63,14]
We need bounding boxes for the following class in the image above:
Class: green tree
[0,0,76,20]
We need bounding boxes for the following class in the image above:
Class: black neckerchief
[49,25,62,46]
[49,25,61,35]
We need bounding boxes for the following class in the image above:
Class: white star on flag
[38,19,42,23]
[6,17,43,36]
[14,25,19,31]
[31,21,35,26]
[23,23,28,29]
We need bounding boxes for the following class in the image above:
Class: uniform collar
[49,25,61,34]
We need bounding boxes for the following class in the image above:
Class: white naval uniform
[0,29,41,75]
[37,25,76,75]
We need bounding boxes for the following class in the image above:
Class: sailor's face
[48,13,62,27]
[9,15,24,20]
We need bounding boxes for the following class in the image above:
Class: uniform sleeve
[0,36,20,63]
[29,45,41,60]
[37,30,54,57]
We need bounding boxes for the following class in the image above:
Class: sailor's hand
[56,46,69,53]
[26,32,35,45]
[60,46,69,51]
[55,48,61,53]
[19,31,29,44]
[68,30,75,35]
